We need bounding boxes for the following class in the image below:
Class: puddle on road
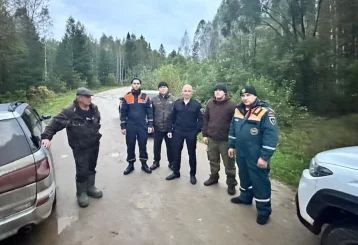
[57,216,78,235]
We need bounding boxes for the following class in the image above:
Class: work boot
[87,174,103,198]
[141,161,152,174]
[231,196,252,205]
[203,176,219,186]
[166,172,180,180]
[257,215,270,225]
[227,185,236,195]
[150,161,160,170]
[123,162,134,175]
[76,181,89,208]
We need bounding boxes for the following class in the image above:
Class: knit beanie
[214,83,227,93]
[240,85,257,96]
[158,81,168,88]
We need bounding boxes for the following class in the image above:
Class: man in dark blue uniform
[166,84,203,185]
[120,78,154,175]
[228,85,279,225]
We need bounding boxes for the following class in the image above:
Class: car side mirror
[40,114,51,121]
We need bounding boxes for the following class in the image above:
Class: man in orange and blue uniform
[120,78,154,175]
[228,85,278,225]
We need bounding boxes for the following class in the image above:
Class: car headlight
[309,158,333,177]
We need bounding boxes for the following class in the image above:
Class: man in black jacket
[150,81,177,171]
[166,84,203,185]
[41,87,103,208]
[120,78,154,175]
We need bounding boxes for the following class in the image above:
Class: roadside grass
[37,85,119,115]
[272,114,358,187]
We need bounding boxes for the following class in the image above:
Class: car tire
[52,190,57,207]
[321,224,358,245]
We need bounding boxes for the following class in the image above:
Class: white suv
[296,146,358,245]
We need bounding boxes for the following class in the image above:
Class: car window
[0,118,33,167]
[21,106,42,151]
[148,92,157,99]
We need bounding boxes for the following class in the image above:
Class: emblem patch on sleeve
[269,116,276,125]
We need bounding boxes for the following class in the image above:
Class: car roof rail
[8,101,25,112]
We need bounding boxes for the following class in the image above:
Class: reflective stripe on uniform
[263,145,276,150]
[229,136,236,139]
[240,186,252,191]
[254,198,270,202]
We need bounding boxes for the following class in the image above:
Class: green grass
[36,85,119,115]
[272,114,358,187]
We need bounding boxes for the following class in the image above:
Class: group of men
[40,77,279,225]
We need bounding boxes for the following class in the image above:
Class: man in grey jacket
[150,81,177,170]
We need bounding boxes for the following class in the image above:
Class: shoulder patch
[269,116,276,125]
[267,107,275,116]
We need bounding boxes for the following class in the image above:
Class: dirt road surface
[1,87,320,245]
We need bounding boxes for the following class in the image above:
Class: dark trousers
[72,142,100,183]
[172,130,198,176]
[126,124,148,162]
[153,130,173,163]
[237,156,272,217]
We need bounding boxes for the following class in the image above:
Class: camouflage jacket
[41,100,102,149]
[151,93,176,132]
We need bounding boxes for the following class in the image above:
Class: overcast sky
[48,0,221,52]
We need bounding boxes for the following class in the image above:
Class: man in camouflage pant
[41,87,103,208]
[202,83,238,195]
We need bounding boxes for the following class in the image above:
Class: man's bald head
[182,84,193,100]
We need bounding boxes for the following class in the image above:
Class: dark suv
[0,101,57,241]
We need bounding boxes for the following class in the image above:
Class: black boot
[190,175,197,185]
[231,196,252,205]
[166,172,180,180]
[76,181,89,208]
[87,174,103,198]
[150,161,160,170]
[204,175,219,186]
[123,162,134,175]
[141,161,152,174]
[227,185,236,195]
[257,215,270,225]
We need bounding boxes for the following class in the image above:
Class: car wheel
[321,224,358,245]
